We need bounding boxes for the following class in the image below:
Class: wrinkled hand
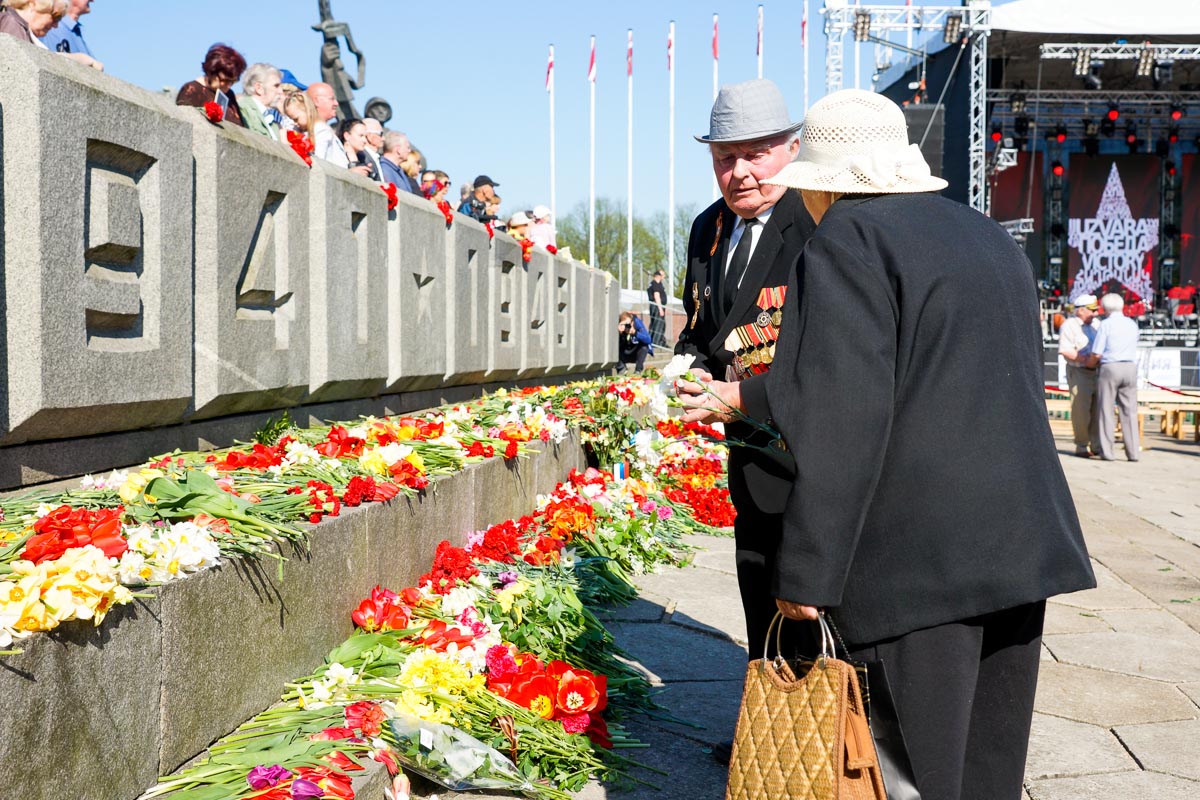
[676,371,742,424]
[776,599,819,621]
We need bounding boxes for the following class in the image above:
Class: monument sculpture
[313,0,365,121]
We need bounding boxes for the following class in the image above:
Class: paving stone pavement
[418,427,1200,799]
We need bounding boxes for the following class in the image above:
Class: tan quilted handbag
[725,613,887,800]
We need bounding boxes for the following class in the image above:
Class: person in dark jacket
[679,89,1095,799]
[175,43,248,128]
[615,311,652,372]
[675,79,818,691]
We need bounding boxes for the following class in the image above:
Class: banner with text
[1066,154,1160,302]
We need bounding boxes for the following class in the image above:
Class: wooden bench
[1148,403,1200,442]
[1046,397,1147,447]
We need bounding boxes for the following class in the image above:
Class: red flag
[627,29,633,77]
[667,26,674,71]
[588,37,596,82]
[801,3,808,49]
[712,15,719,60]
[545,45,554,92]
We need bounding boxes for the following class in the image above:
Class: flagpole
[548,44,556,222]
[757,5,763,79]
[906,0,913,57]
[667,20,676,300]
[588,35,596,271]
[627,29,633,293]
[802,0,810,112]
[712,12,719,201]
[854,0,861,90]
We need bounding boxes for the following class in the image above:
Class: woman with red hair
[175,43,247,127]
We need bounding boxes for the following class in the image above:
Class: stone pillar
[545,253,574,376]
[384,192,448,393]
[0,40,194,445]
[444,219,491,386]
[307,162,389,402]
[520,248,552,378]
[191,118,310,418]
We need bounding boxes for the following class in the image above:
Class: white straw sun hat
[764,89,948,194]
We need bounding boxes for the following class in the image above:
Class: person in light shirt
[1058,294,1102,457]
[1087,293,1141,461]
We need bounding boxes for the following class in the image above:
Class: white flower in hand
[661,354,697,382]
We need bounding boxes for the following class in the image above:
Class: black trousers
[844,601,1046,800]
[648,311,666,347]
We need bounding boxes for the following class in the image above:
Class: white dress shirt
[313,121,349,168]
[724,207,774,289]
[1092,314,1140,364]
[1058,316,1098,364]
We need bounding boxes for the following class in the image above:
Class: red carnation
[286,130,314,166]
[503,440,519,460]
[381,183,399,211]
[203,101,223,123]
[345,700,387,736]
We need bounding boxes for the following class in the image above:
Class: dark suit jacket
[676,189,816,514]
[763,193,1096,645]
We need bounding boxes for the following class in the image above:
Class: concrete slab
[1027,769,1200,800]
[643,679,746,746]
[1034,661,1198,726]
[1179,682,1200,710]
[1053,561,1158,611]
[1043,630,1200,682]
[605,622,748,684]
[1100,608,1200,641]
[1025,713,1137,780]
[1043,602,1112,635]
[1114,719,1200,781]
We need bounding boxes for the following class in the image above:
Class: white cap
[508,211,533,227]
[1073,294,1099,309]
[532,205,552,221]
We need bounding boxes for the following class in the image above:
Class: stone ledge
[1,431,586,800]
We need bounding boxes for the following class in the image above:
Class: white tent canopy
[990,0,1200,37]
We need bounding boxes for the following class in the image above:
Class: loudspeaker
[903,105,944,178]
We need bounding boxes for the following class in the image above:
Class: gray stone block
[486,234,524,382]
[0,598,162,800]
[1114,719,1200,781]
[520,249,553,378]
[385,191,450,392]
[444,219,491,385]
[369,471,478,591]
[1027,770,1200,800]
[191,117,310,419]
[592,268,618,369]
[306,162,389,402]
[0,39,194,444]
[571,263,593,371]
[157,506,374,772]
[470,452,538,531]
[1025,713,1136,780]
[546,254,575,375]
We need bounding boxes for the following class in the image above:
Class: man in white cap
[674,79,817,718]
[1058,294,1103,457]
[681,89,1095,797]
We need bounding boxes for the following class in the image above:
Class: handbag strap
[762,610,838,668]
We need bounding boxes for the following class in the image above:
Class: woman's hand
[776,599,819,621]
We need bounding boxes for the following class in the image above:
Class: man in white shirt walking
[1088,293,1141,461]
[1058,294,1102,457]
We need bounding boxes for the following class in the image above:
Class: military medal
[756,311,772,328]
[710,214,724,256]
[772,310,783,327]
[704,285,712,300]
[689,284,699,329]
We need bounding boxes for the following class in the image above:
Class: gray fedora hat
[694,78,802,144]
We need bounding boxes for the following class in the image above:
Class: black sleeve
[674,217,706,359]
[764,235,897,607]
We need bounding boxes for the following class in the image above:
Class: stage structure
[848,0,1200,314]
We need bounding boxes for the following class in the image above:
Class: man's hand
[676,372,742,424]
[776,599,819,621]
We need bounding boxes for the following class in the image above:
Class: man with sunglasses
[674,80,816,765]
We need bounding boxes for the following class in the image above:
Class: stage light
[1051,161,1065,177]
[943,13,963,44]
[1170,104,1184,121]
[1084,61,1104,91]
[1125,122,1138,145]
[1154,60,1174,88]
[991,123,1003,143]
[1137,44,1155,78]
[854,11,871,43]
[1106,104,1120,122]
[1056,125,1068,144]
[1169,126,1180,144]
[1166,161,1178,178]
[1015,115,1030,137]
[1083,119,1098,137]
[1010,92,1027,115]
[1073,49,1091,77]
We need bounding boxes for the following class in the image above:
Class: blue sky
[85,1,1006,218]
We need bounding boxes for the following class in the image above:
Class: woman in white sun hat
[682,89,1095,799]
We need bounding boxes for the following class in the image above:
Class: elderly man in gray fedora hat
[674,78,817,765]
[681,89,1096,798]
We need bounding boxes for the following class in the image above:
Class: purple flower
[497,570,519,586]
[291,778,324,799]
[656,505,674,521]
[247,764,291,790]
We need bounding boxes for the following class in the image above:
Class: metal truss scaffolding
[822,2,994,213]
[1039,43,1200,62]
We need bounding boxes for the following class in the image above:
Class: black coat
[676,189,817,513]
[762,193,1096,645]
